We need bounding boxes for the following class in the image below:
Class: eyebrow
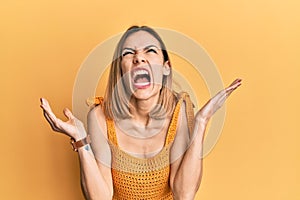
[122,47,135,52]
[144,45,159,50]
[122,45,159,52]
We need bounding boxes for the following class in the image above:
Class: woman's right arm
[78,143,113,200]
[40,98,113,200]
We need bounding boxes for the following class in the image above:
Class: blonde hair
[103,26,176,120]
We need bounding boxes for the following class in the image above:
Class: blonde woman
[40,26,241,200]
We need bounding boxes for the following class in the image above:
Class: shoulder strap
[178,92,195,138]
[106,119,118,146]
[164,98,182,146]
[164,92,195,146]
[86,96,104,107]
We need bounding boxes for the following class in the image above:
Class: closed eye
[122,50,134,57]
[146,48,158,54]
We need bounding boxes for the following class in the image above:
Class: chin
[131,86,161,101]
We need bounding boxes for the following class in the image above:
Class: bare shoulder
[87,105,108,138]
[88,105,106,120]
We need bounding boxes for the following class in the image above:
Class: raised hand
[196,78,242,123]
[40,98,87,141]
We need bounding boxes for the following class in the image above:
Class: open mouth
[132,68,151,89]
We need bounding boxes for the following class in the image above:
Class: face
[121,31,170,100]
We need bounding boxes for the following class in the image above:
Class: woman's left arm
[172,78,242,200]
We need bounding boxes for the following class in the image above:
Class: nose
[133,53,146,64]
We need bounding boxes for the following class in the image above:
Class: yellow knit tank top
[105,99,183,200]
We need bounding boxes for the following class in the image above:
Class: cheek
[121,60,131,74]
[148,55,164,63]
[152,68,164,85]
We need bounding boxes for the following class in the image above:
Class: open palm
[40,98,86,140]
[196,78,242,122]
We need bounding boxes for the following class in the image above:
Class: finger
[214,89,226,98]
[217,90,228,104]
[41,103,56,123]
[226,87,239,97]
[43,111,61,132]
[219,96,227,107]
[40,98,61,129]
[42,106,58,124]
[40,97,48,108]
[232,78,242,84]
[226,82,242,97]
[226,79,242,89]
[40,98,54,114]
[228,78,242,88]
[63,108,75,120]
[40,99,60,123]
[43,110,54,125]
[214,81,240,101]
[40,97,44,105]
[226,80,241,92]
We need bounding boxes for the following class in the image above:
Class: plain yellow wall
[1,0,299,199]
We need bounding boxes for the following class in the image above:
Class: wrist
[70,135,91,152]
[195,114,209,125]
[72,132,87,142]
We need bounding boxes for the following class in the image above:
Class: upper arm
[169,102,191,189]
[87,106,113,189]
[87,105,112,167]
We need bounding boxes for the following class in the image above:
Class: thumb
[63,108,74,120]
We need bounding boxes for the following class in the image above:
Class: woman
[40,26,241,200]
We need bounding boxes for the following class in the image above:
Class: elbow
[172,183,198,200]
[81,179,113,200]
[82,191,112,200]
[172,177,202,200]
[88,192,112,200]
[173,188,196,200]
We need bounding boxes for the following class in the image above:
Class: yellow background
[1,0,299,199]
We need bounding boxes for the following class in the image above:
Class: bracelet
[70,135,91,152]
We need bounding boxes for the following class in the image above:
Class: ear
[163,61,171,76]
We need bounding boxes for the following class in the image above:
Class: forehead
[122,31,161,49]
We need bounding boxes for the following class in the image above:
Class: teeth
[134,82,150,86]
[133,69,149,77]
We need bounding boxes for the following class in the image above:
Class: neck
[129,94,160,126]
